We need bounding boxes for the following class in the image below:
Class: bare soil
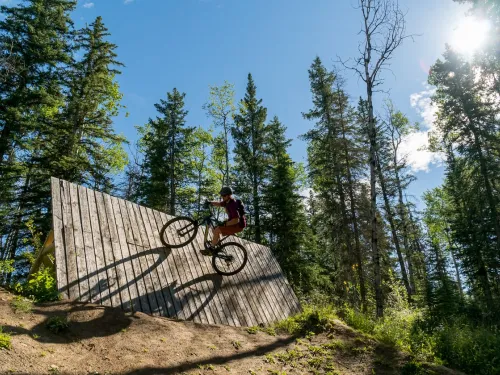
[0,288,465,375]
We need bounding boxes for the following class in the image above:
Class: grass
[232,340,242,349]
[45,316,69,334]
[197,364,215,371]
[246,326,259,334]
[10,296,33,313]
[0,326,12,350]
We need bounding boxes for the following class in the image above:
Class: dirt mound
[0,288,464,375]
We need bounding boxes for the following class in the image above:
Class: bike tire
[212,241,248,276]
[159,216,198,248]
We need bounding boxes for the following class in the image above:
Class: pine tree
[0,0,77,167]
[429,47,500,312]
[232,74,268,243]
[262,116,307,274]
[0,0,77,281]
[46,16,127,190]
[137,89,195,215]
[302,58,370,306]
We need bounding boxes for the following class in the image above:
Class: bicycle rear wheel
[212,241,248,276]
[160,216,198,248]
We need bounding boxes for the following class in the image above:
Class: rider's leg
[211,226,222,247]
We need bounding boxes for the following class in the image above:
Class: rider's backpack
[236,199,247,228]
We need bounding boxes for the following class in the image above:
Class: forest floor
[0,288,465,375]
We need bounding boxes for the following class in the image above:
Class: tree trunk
[169,128,176,216]
[367,94,383,317]
[338,92,367,311]
[376,152,413,300]
[447,144,494,309]
[448,238,464,301]
[471,128,500,252]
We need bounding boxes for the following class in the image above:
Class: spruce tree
[262,116,306,273]
[137,89,195,215]
[232,74,268,243]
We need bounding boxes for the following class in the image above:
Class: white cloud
[409,85,437,129]
[401,84,444,172]
[83,2,94,8]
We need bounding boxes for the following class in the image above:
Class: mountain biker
[201,186,246,255]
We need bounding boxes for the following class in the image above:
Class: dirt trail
[0,288,464,375]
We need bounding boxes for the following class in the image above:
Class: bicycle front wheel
[212,242,248,276]
[159,216,198,248]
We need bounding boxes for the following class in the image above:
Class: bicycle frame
[176,207,231,247]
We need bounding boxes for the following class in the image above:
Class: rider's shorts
[218,224,242,236]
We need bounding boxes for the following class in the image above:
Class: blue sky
[5,0,472,207]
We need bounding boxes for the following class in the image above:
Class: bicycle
[159,201,248,276]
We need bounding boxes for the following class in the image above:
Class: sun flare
[451,17,491,54]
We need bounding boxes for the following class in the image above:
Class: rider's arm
[226,218,239,226]
[211,201,223,207]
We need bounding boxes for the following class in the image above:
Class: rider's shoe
[201,243,217,256]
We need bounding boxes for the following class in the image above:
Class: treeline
[1,2,499,372]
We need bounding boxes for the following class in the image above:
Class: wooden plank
[109,196,142,313]
[183,241,216,325]
[237,239,282,323]
[86,188,113,307]
[145,207,183,318]
[262,243,301,314]
[258,242,300,315]
[69,182,91,302]
[170,216,209,324]
[198,223,242,327]
[188,234,230,326]
[117,199,153,315]
[138,205,177,318]
[231,237,278,325]
[130,202,169,316]
[78,186,101,304]
[211,239,259,327]
[51,177,68,299]
[219,239,265,326]
[253,241,295,320]
[195,224,244,326]
[103,193,133,311]
[158,212,205,324]
[59,180,80,300]
[124,200,163,315]
[93,191,122,308]
[153,210,188,321]
[247,242,288,323]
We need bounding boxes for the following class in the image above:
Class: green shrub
[15,268,60,302]
[46,316,69,334]
[274,304,337,335]
[400,361,430,375]
[342,306,375,334]
[434,322,500,375]
[10,296,33,313]
[0,327,12,350]
[0,259,15,274]
[373,308,420,351]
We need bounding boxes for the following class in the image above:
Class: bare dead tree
[340,0,413,317]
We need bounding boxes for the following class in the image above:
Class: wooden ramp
[47,177,301,327]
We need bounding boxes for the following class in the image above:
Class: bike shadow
[63,244,229,324]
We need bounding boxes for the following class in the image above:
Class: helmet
[219,186,233,196]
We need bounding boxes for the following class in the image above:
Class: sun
[451,17,491,55]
